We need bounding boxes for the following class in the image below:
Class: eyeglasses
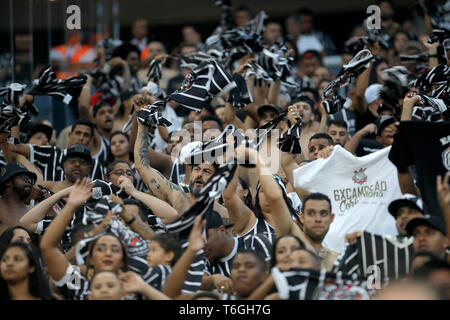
[110,169,134,177]
[66,157,89,165]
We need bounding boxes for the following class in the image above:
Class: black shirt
[355,138,384,157]
[388,121,450,218]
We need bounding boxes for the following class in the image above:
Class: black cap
[388,194,424,219]
[27,123,53,143]
[376,115,396,136]
[64,144,93,164]
[205,210,224,231]
[406,215,447,237]
[0,162,37,194]
[120,88,139,102]
[257,104,282,118]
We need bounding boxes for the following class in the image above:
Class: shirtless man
[0,162,37,235]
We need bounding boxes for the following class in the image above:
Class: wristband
[125,215,137,225]
[429,54,438,58]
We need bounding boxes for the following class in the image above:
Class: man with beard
[134,111,229,219]
[0,162,37,235]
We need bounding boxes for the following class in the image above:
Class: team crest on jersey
[352,168,367,185]
[442,148,450,171]
[92,187,103,200]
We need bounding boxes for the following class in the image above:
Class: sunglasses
[19,174,35,185]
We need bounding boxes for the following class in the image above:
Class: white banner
[293,145,400,253]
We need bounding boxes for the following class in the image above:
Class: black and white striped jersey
[180,240,207,294]
[242,219,276,244]
[332,231,414,284]
[205,234,272,278]
[272,267,371,300]
[141,264,172,291]
[29,145,105,181]
[0,150,6,168]
[93,135,110,164]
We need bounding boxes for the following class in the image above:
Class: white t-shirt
[296,34,324,54]
[293,145,399,253]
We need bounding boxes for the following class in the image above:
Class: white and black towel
[277,118,302,154]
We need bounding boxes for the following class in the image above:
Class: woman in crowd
[0,242,54,300]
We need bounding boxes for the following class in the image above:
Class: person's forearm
[121,64,132,91]
[19,190,66,232]
[427,45,439,69]
[398,170,420,196]
[157,126,169,143]
[268,80,280,106]
[119,208,155,241]
[344,130,365,154]
[162,247,199,298]
[351,61,373,114]
[317,112,328,134]
[78,78,92,120]
[40,203,78,250]
[138,283,171,300]
[129,189,179,224]
[401,102,415,121]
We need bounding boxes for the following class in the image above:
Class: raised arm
[134,119,189,212]
[401,92,420,121]
[163,216,205,299]
[19,186,73,233]
[222,165,256,235]
[40,178,93,281]
[344,123,376,155]
[120,271,171,300]
[117,175,180,224]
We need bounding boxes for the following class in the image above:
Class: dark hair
[232,249,267,272]
[88,270,121,291]
[235,5,252,15]
[69,223,96,246]
[369,57,389,85]
[296,7,314,16]
[327,119,348,130]
[0,242,55,300]
[192,291,220,300]
[302,192,332,213]
[92,101,113,118]
[270,235,305,268]
[150,234,183,266]
[0,226,34,257]
[309,133,334,146]
[71,118,95,137]
[201,114,223,131]
[86,233,129,274]
[412,259,450,281]
[291,247,321,268]
[238,177,253,211]
[123,198,150,223]
[111,42,141,61]
[106,160,133,177]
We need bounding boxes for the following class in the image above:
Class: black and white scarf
[27,65,87,104]
[272,267,371,300]
[277,118,302,154]
[137,101,173,128]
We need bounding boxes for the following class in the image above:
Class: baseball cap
[376,103,395,115]
[64,144,93,164]
[376,115,396,136]
[257,104,282,118]
[205,210,224,231]
[26,123,53,143]
[388,194,424,219]
[406,215,447,237]
[364,84,383,104]
[0,162,37,194]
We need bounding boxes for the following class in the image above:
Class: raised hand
[66,178,94,207]
[188,216,206,253]
[120,271,147,294]
[118,175,137,196]
[436,172,450,207]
